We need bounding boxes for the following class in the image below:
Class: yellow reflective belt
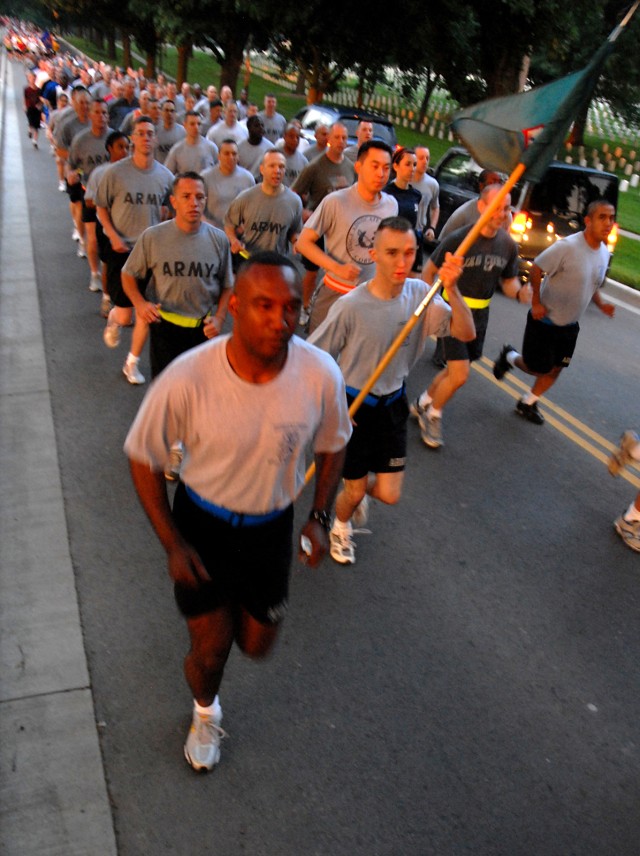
[442,288,491,310]
[158,309,203,328]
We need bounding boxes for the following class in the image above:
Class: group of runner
[11,35,639,777]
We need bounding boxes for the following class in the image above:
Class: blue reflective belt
[345,384,405,407]
[185,485,287,527]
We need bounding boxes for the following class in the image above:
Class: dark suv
[293,104,398,150]
[434,147,619,280]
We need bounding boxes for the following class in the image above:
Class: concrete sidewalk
[0,50,117,854]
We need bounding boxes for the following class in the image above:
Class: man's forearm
[310,448,347,513]
[129,459,184,554]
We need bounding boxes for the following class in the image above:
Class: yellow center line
[472,358,640,490]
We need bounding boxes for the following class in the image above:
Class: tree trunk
[177,43,190,87]
[107,28,116,60]
[417,70,436,126]
[145,52,155,79]
[218,34,247,95]
[122,32,132,69]
[294,69,305,96]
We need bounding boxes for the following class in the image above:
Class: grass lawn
[617,188,640,233]
[610,234,640,289]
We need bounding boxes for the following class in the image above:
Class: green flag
[451,5,637,183]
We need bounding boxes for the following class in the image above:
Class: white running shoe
[58,180,66,192]
[103,320,121,348]
[89,273,102,292]
[419,411,443,448]
[72,228,81,241]
[100,294,112,319]
[351,494,370,528]
[77,241,87,258]
[184,698,225,771]
[122,360,145,385]
[330,526,356,564]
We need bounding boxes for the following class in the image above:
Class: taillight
[607,223,618,253]
[510,211,532,239]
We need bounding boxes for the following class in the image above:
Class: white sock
[427,404,442,419]
[195,696,219,716]
[418,391,432,409]
[506,350,519,367]
[521,392,539,405]
[624,502,640,523]
[125,352,139,365]
[331,516,352,534]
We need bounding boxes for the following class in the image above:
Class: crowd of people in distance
[8,22,638,775]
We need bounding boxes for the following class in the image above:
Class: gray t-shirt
[164,137,219,174]
[282,149,309,187]
[438,198,479,240]
[258,110,287,144]
[95,158,173,248]
[535,231,610,326]
[237,138,275,180]
[207,121,248,148]
[302,184,398,291]
[54,113,90,151]
[68,127,114,180]
[225,186,303,255]
[412,173,440,230]
[431,225,519,301]
[155,124,186,165]
[344,144,359,163]
[124,335,352,514]
[122,220,232,317]
[309,279,451,395]
[201,164,255,228]
[291,154,356,211]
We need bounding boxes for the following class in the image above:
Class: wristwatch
[308,509,331,530]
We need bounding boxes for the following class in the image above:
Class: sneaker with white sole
[419,411,443,448]
[123,360,145,385]
[184,698,225,771]
[515,399,544,425]
[351,493,370,528]
[58,180,66,192]
[608,431,640,477]
[165,445,184,481]
[103,320,121,348]
[77,241,87,258]
[409,396,428,419]
[493,343,515,381]
[330,526,356,564]
[72,228,81,242]
[89,274,102,292]
[100,294,112,318]
[614,515,640,553]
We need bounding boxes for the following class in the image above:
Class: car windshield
[525,167,618,221]
[340,117,395,146]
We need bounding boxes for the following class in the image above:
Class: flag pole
[303,161,526,484]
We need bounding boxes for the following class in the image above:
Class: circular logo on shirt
[346,215,380,265]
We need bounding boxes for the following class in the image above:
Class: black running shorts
[343,392,409,480]
[521,311,579,374]
[443,307,489,362]
[171,484,293,624]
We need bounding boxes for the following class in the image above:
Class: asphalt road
[15,74,640,855]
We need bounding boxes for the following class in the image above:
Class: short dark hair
[357,139,393,162]
[185,110,201,120]
[171,171,204,194]
[392,146,415,166]
[105,130,128,151]
[133,114,155,128]
[236,250,301,283]
[376,216,414,236]
[586,198,615,217]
